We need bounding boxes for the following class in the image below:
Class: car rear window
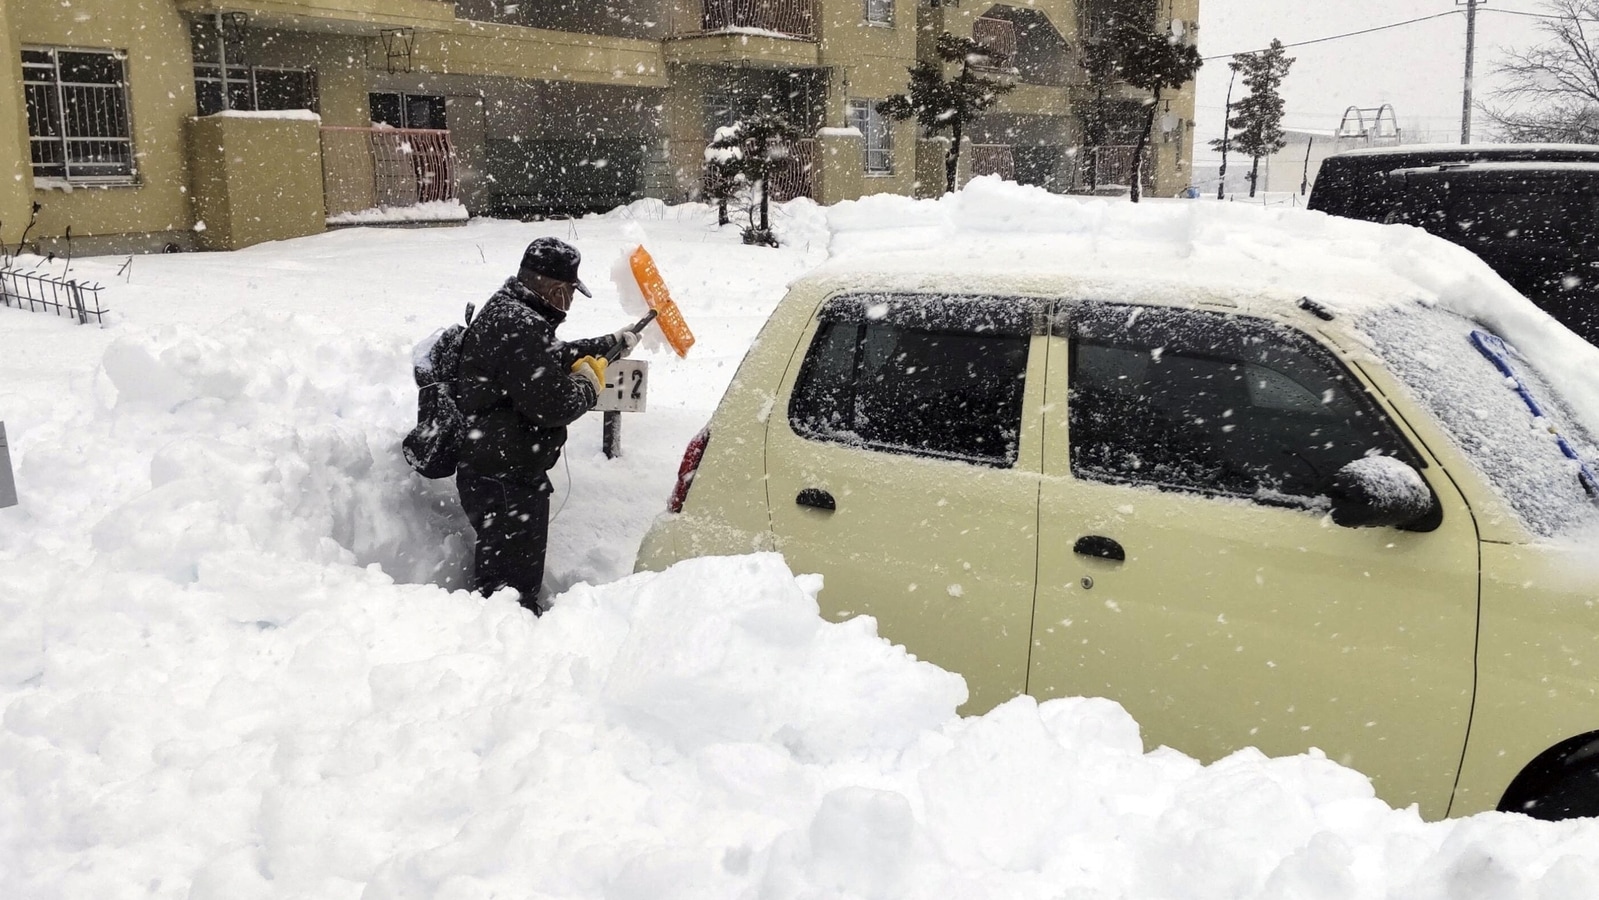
[788,293,1037,467]
[1440,188,1599,252]
[1362,304,1599,537]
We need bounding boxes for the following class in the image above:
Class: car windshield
[1362,303,1599,537]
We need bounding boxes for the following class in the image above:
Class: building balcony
[1078,1,1157,43]
[320,126,463,222]
[666,0,821,69]
[173,0,457,35]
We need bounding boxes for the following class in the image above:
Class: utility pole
[1458,0,1485,144]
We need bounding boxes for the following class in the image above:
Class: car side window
[789,294,1035,467]
[1067,304,1417,503]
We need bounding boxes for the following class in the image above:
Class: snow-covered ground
[5,181,1599,898]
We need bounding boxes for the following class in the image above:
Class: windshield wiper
[1471,330,1599,499]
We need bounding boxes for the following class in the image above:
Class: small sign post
[595,359,649,459]
[0,422,17,509]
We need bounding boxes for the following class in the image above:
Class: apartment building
[0,0,1199,255]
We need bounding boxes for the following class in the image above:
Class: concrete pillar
[188,115,325,251]
[814,131,864,204]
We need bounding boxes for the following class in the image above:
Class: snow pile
[6,191,1599,897]
[327,199,470,227]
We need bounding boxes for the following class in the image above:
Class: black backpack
[402,304,474,479]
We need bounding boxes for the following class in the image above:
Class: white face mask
[520,272,578,311]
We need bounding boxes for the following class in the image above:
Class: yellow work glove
[572,355,607,395]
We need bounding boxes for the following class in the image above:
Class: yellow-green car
[636,265,1599,822]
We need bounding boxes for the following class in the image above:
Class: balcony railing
[972,17,1017,69]
[1079,2,1157,41]
[320,126,459,219]
[769,137,817,201]
[1072,144,1154,193]
[704,137,817,202]
[678,0,818,39]
[971,144,1015,181]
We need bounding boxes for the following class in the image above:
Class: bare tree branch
[1486,0,1599,139]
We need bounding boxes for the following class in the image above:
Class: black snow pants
[456,467,551,614]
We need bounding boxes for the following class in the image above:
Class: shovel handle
[605,309,659,362]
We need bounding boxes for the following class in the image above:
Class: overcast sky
[1193,0,1558,162]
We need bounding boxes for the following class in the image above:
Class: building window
[194,65,316,116]
[190,19,316,116]
[22,47,135,182]
[847,100,893,175]
[369,92,447,130]
[865,0,893,25]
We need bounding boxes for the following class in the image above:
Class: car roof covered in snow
[1327,142,1599,160]
[814,178,1511,317]
[810,178,1599,439]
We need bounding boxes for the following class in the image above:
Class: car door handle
[796,488,836,511]
[1074,535,1125,562]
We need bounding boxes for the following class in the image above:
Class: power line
[1203,10,1463,61]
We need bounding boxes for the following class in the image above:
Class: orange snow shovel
[628,245,696,358]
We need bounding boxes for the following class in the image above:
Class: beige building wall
[1,1,31,248]
[3,0,1202,256]
[1156,0,1201,197]
[817,0,917,199]
[12,0,200,254]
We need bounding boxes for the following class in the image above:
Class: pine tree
[705,109,801,247]
[1211,39,1293,198]
[878,32,1016,195]
[1105,22,1203,202]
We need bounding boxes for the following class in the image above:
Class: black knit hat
[519,237,591,297]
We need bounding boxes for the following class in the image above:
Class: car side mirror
[1327,457,1440,531]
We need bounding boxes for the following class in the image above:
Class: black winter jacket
[454,277,612,485]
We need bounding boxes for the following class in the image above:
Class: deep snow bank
[6,197,1599,898]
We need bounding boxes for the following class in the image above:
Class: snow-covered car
[635,195,1599,822]
[1310,145,1599,345]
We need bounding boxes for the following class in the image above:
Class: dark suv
[1309,145,1599,344]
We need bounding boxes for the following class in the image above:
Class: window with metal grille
[368,92,446,130]
[846,100,893,175]
[194,65,316,116]
[22,47,134,182]
[865,0,893,25]
[190,18,316,116]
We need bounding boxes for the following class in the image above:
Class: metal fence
[0,266,107,325]
[320,126,459,218]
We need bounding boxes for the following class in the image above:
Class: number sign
[595,360,648,413]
